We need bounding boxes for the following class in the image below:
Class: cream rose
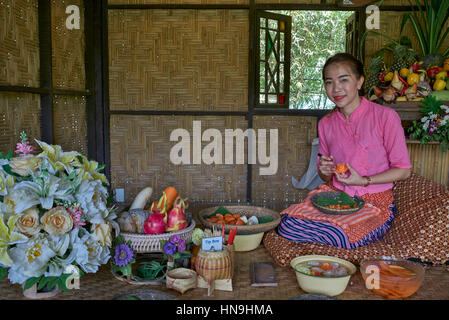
[16,207,41,236]
[41,206,73,236]
[9,155,42,176]
[92,222,113,247]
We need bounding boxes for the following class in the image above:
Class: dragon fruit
[166,197,188,232]
[144,212,167,234]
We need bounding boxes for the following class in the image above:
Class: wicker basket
[120,212,196,253]
[166,268,197,294]
[198,205,281,235]
[194,249,232,282]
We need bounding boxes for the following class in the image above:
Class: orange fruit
[335,163,349,174]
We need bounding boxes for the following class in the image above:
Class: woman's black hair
[322,53,365,97]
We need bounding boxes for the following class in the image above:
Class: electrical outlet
[114,188,125,202]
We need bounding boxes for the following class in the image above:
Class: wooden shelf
[384,101,423,121]
[406,139,440,145]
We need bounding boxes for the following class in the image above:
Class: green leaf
[23,276,41,291]
[57,275,70,292]
[47,277,59,291]
[0,267,7,280]
[5,150,13,160]
[37,276,50,291]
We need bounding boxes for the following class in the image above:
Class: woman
[277,53,412,248]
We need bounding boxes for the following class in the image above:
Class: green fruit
[430,90,449,101]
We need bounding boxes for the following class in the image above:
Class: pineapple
[364,55,384,95]
[391,44,418,72]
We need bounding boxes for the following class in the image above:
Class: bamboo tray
[197,205,281,235]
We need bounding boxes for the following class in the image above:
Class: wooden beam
[38,0,53,144]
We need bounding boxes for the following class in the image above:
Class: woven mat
[1,245,448,300]
[1,203,448,300]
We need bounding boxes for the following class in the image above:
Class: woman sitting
[277,53,412,249]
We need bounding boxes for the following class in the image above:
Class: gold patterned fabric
[264,172,449,266]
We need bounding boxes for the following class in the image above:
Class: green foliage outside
[269,10,353,109]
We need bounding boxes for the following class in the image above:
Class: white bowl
[290,255,356,296]
[226,232,264,251]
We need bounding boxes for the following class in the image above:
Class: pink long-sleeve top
[317,97,412,197]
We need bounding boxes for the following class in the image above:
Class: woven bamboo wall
[108,9,248,111]
[255,0,321,3]
[0,92,41,153]
[364,11,422,67]
[109,0,249,4]
[251,115,317,203]
[407,141,449,186]
[51,0,86,91]
[52,95,88,155]
[109,115,248,203]
[0,0,40,87]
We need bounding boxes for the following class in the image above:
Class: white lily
[0,214,29,268]
[13,174,74,210]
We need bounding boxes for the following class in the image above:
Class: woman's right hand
[318,155,335,180]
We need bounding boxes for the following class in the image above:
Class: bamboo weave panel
[251,115,317,203]
[0,0,39,87]
[364,11,423,67]
[407,142,449,186]
[109,0,249,4]
[52,95,88,156]
[109,115,248,203]
[256,0,321,3]
[108,9,248,111]
[0,92,41,153]
[51,0,86,91]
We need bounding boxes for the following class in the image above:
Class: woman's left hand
[334,163,366,186]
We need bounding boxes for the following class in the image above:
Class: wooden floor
[1,244,449,300]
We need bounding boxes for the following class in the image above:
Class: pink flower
[67,206,86,227]
[15,141,34,156]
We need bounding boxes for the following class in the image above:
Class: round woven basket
[194,249,232,282]
[166,268,197,294]
[310,192,365,215]
[120,212,196,253]
[198,205,281,235]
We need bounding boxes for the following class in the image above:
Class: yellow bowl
[290,255,356,296]
[227,232,264,251]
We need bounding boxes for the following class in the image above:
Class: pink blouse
[317,97,412,197]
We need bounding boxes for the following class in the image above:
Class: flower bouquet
[0,132,119,293]
[408,96,449,151]
[160,235,192,269]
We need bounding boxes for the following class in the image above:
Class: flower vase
[22,283,60,299]
[167,257,175,270]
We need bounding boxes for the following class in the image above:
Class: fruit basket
[198,205,281,235]
[120,211,196,253]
